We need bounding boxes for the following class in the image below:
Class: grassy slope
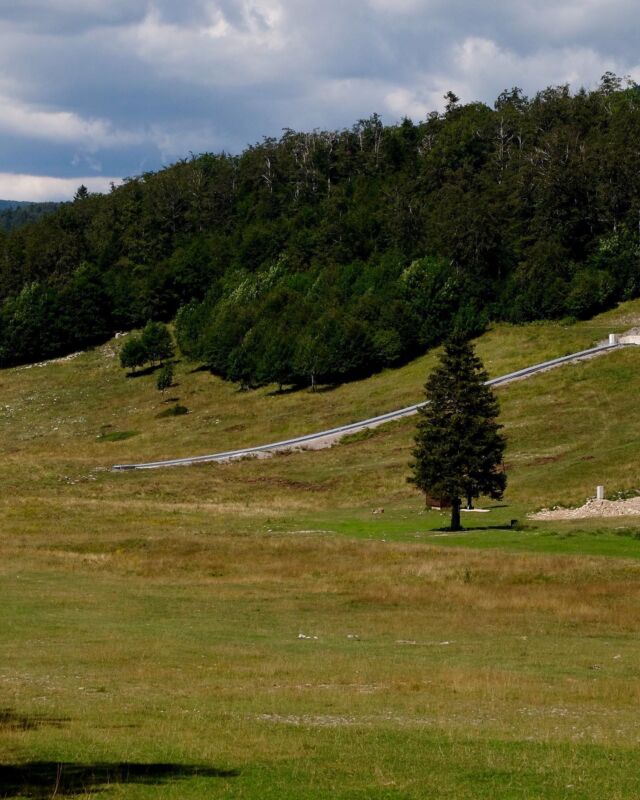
[1,301,640,798]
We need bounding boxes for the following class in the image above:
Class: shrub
[157,404,188,418]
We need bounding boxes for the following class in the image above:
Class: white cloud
[0,173,122,201]
[0,93,143,150]
[123,3,291,89]
[508,0,639,43]
[2,0,640,200]
[384,86,443,120]
[147,121,223,163]
[366,0,431,12]
[448,36,639,103]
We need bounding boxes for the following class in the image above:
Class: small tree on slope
[141,321,174,365]
[409,337,507,531]
[119,336,147,373]
[156,363,174,394]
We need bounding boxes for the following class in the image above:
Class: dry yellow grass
[2,301,640,797]
[3,523,640,797]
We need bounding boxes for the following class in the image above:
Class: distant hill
[0,200,28,210]
[0,200,62,231]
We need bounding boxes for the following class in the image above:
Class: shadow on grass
[126,360,180,379]
[125,364,161,378]
[0,709,69,732]
[0,762,240,798]
[266,382,341,396]
[431,523,524,533]
[265,384,300,397]
[313,383,340,394]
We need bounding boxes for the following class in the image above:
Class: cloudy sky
[0,0,638,200]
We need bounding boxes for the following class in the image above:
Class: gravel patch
[530,497,640,520]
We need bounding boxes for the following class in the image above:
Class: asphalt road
[113,340,625,471]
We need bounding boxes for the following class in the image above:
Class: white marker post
[596,486,605,501]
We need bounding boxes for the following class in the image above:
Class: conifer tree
[409,338,506,531]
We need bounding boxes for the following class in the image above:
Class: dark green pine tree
[409,337,507,531]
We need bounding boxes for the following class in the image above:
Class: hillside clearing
[1,301,640,797]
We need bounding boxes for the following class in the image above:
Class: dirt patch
[16,351,84,370]
[530,496,640,520]
[529,454,563,467]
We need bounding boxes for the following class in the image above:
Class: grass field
[1,301,640,797]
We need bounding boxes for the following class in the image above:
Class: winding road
[113,337,634,471]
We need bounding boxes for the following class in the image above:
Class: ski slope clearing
[113,338,636,471]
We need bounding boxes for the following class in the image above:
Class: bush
[156,363,174,393]
[157,404,188,418]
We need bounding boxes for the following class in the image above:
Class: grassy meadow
[1,300,640,797]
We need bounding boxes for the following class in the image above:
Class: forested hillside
[0,200,29,210]
[0,201,61,231]
[1,74,639,385]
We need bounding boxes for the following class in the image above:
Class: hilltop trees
[0,76,639,379]
[409,338,506,531]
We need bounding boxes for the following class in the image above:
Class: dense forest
[0,200,29,210]
[0,201,61,231]
[1,74,639,386]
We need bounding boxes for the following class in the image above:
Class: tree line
[0,201,62,232]
[0,74,639,385]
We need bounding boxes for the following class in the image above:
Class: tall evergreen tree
[409,338,506,531]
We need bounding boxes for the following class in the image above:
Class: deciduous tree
[141,321,174,364]
[156,363,174,394]
[119,336,147,372]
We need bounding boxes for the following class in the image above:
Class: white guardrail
[113,338,630,471]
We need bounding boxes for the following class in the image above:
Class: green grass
[3,528,640,798]
[1,300,640,797]
[97,430,139,442]
[271,499,640,559]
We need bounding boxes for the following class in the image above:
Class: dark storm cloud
[0,0,637,199]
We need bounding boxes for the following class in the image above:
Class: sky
[0,0,638,200]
